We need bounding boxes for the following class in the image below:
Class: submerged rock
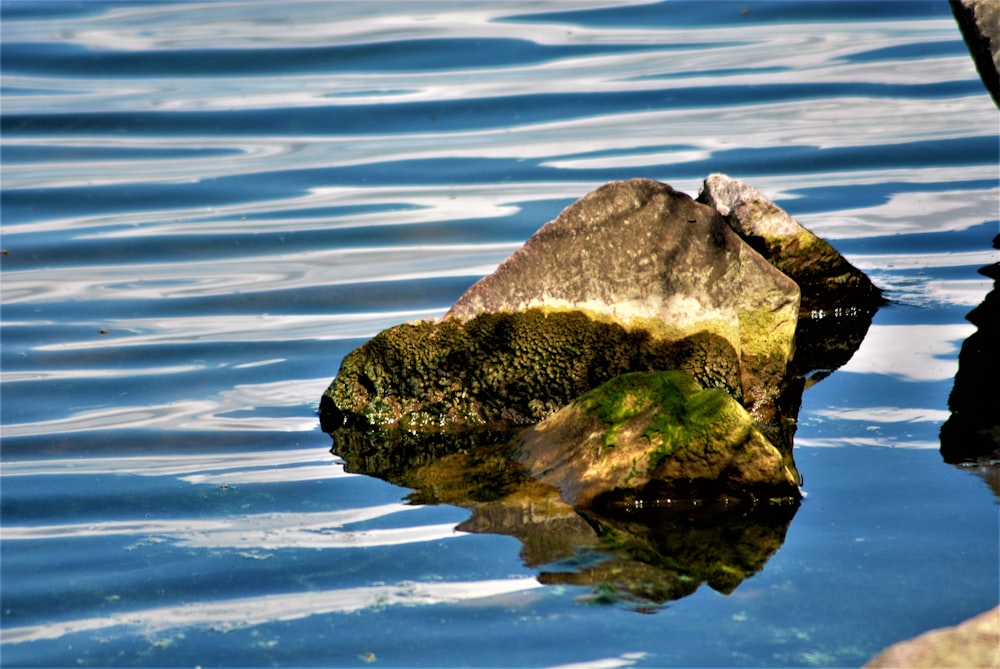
[517,371,800,510]
[864,605,999,668]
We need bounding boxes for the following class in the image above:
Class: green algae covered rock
[517,370,801,510]
[321,176,879,512]
[321,308,742,433]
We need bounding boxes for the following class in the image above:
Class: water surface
[2,1,998,667]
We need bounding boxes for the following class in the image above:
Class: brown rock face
[864,605,1000,668]
[950,0,1000,106]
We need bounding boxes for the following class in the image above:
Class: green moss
[572,370,757,472]
[322,309,743,433]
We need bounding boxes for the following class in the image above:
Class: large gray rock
[950,0,1000,106]
[446,178,801,423]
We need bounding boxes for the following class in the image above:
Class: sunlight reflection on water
[2,1,997,667]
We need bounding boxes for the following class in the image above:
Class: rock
[950,0,1000,107]
[517,370,801,509]
[322,178,801,432]
[697,173,882,316]
[940,233,1000,493]
[864,605,999,668]
[321,176,878,513]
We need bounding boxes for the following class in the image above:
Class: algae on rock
[517,370,801,510]
[322,307,743,433]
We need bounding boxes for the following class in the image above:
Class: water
[1,1,998,667]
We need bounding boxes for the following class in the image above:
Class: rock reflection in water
[330,432,799,609]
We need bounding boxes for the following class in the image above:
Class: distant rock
[864,605,999,668]
[950,0,1000,106]
[517,370,800,510]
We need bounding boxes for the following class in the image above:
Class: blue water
[2,1,998,667]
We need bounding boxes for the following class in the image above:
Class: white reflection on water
[850,249,994,307]
[5,97,994,199]
[797,187,1000,239]
[875,276,992,308]
[2,447,335,478]
[3,506,459,551]
[1,577,543,645]
[812,406,952,424]
[547,652,649,669]
[2,244,516,304]
[851,249,996,271]
[1,364,206,383]
[794,437,940,449]
[837,324,974,382]
[28,311,443,352]
[1,377,334,437]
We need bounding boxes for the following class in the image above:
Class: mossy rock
[321,308,743,433]
[517,370,801,509]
